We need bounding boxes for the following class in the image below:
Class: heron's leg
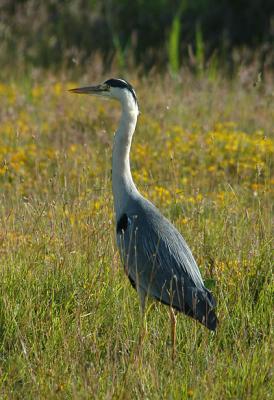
[138,287,146,316]
[170,307,177,360]
[137,287,147,347]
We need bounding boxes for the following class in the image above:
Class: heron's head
[69,78,138,112]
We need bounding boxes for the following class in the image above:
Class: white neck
[112,96,139,218]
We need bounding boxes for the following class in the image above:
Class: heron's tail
[198,288,218,331]
[186,287,218,331]
[203,307,218,331]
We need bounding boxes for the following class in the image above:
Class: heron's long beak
[69,84,106,95]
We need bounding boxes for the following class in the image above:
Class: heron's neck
[112,101,139,218]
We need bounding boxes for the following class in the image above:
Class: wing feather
[116,198,217,329]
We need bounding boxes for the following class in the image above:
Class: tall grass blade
[195,22,205,75]
[168,15,181,74]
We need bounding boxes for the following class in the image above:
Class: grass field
[0,72,273,399]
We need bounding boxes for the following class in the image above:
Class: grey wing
[116,203,217,328]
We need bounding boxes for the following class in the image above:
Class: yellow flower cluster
[0,81,272,278]
[214,259,251,283]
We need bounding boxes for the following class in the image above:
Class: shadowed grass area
[0,73,273,399]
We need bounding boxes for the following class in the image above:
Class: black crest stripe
[104,78,137,103]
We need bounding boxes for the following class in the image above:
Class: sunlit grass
[0,74,273,398]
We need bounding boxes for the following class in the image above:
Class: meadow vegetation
[0,71,273,399]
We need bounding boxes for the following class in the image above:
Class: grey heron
[70,78,217,355]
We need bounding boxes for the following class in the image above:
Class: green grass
[0,72,273,399]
